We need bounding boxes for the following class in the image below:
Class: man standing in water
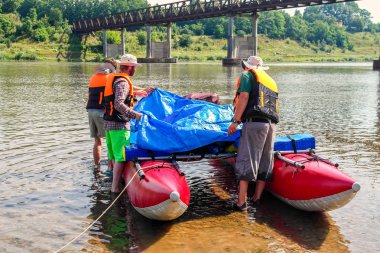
[86,58,118,172]
[228,56,279,211]
[103,54,154,193]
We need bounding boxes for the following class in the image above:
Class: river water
[0,62,378,253]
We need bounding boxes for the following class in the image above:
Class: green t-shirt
[237,70,257,93]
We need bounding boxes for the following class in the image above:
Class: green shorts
[105,130,130,162]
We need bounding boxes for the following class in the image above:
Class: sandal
[233,202,247,212]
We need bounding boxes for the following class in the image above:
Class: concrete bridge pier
[121,28,126,55]
[138,23,177,63]
[374,47,380,70]
[223,13,260,66]
[146,25,152,59]
[103,29,108,58]
[102,28,126,58]
[252,12,259,56]
[223,16,238,65]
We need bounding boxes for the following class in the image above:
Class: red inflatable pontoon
[123,160,190,221]
[266,151,360,211]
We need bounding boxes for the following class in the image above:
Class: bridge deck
[72,0,356,33]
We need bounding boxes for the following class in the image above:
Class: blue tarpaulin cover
[128,88,316,159]
[130,88,240,153]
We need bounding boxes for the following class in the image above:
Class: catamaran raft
[119,89,360,221]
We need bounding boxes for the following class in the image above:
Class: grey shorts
[235,122,275,182]
[88,109,105,138]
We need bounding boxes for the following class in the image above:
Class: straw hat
[241,56,269,70]
[119,54,142,67]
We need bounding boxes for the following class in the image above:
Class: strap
[147,150,155,160]
[286,135,297,154]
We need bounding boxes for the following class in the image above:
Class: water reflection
[116,159,348,253]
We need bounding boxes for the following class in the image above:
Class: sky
[147,0,380,23]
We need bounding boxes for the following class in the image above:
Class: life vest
[103,73,134,122]
[233,68,279,123]
[86,73,108,110]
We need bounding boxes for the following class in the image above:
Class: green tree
[259,11,286,39]
[286,15,308,42]
[347,17,365,33]
[190,23,204,36]
[234,17,251,35]
[1,0,22,14]
[27,8,37,22]
[49,8,63,26]
[0,14,17,41]
[213,24,225,39]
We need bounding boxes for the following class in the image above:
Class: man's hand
[228,122,238,135]
[145,87,155,94]
[135,113,143,121]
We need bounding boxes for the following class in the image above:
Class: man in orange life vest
[86,58,118,171]
[228,56,279,211]
[103,54,154,193]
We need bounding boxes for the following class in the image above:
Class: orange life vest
[86,73,108,110]
[103,73,134,122]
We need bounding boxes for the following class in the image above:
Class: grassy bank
[0,32,378,63]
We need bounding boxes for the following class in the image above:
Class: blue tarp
[129,88,316,156]
[131,88,240,152]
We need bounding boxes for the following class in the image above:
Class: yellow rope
[54,170,139,253]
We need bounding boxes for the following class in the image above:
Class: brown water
[0,62,378,252]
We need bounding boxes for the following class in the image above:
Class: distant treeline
[0,0,379,51]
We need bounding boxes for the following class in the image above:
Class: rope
[54,155,234,252]
[54,170,140,253]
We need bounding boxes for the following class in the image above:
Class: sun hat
[242,56,269,70]
[119,54,142,67]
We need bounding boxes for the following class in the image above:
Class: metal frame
[72,0,357,33]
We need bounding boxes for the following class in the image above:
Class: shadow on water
[86,158,348,252]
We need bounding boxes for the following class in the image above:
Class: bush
[178,55,190,61]
[236,30,246,37]
[106,31,121,44]
[32,27,49,42]
[5,38,11,48]
[137,31,146,45]
[14,52,38,60]
[179,34,192,47]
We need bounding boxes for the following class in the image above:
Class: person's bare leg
[112,162,124,193]
[107,159,114,171]
[238,180,249,206]
[253,180,266,201]
[93,137,102,166]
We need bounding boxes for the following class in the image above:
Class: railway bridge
[72,0,357,64]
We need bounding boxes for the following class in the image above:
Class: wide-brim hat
[242,56,269,70]
[119,54,142,67]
